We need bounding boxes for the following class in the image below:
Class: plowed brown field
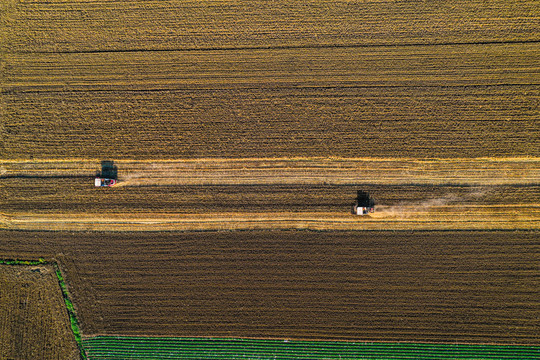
[0,264,79,360]
[0,230,538,345]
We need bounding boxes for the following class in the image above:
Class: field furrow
[1,230,538,345]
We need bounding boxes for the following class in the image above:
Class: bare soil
[0,230,537,345]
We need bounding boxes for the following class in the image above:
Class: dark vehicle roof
[98,160,118,180]
[356,191,375,207]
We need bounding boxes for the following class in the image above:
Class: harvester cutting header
[95,160,118,187]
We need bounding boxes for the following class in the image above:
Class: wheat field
[2,1,539,159]
[1,0,539,353]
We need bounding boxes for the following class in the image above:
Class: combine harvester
[95,160,118,187]
[352,190,375,215]
[94,178,117,187]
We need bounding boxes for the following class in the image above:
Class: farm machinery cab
[95,160,118,187]
[352,191,375,215]
[95,178,117,187]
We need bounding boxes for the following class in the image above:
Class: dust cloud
[372,187,490,218]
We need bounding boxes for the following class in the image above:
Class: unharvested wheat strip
[0,158,538,185]
[4,209,539,231]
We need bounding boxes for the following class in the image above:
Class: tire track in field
[5,83,536,95]
[19,39,540,55]
[4,206,539,232]
[1,158,538,231]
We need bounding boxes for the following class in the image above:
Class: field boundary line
[1,156,539,163]
[14,39,540,55]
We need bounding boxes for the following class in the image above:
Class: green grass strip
[0,258,87,360]
[82,336,540,360]
[0,257,46,266]
[53,263,88,360]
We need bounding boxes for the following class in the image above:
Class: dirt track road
[1,158,538,231]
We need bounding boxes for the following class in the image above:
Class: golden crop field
[1,158,538,231]
[2,0,539,53]
[0,264,79,360]
[2,1,539,159]
[1,0,539,356]
[3,47,538,159]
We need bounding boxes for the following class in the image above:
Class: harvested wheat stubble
[0,264,79,360]
[1,158,539,185]
[3,48,538,159]
[3,0,539,53]
[0,230,538,345]
[1,158,537,231]
[1,157,538,231]
[2,0,539,160]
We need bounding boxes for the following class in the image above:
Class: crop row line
[82,335,540,360]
